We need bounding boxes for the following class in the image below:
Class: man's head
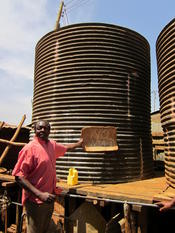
[34,120,50,141]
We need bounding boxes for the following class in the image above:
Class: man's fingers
[48,194,56,201]
[51,194,56,199]
[155,201,163,206]
[45,193,56,203]
[47,197,54,203]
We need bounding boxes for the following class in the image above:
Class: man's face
[35,121,50,141]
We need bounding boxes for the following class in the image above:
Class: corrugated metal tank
[31,23,153,183]
[156,18,175,187]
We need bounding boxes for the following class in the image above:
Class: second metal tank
[32,23,153,183]
[156,18,175,188]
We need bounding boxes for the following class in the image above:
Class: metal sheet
[156,18,175,187]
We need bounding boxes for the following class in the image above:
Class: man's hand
[156,200,175,212]
[38,192,56,203]
[15,176,56,203]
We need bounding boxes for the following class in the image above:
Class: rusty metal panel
[156,18,175,187]
[31,23,153,183]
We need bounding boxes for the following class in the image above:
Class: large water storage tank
[156,18,175,188]
[32,23,153,183]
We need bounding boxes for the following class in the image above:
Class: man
[12,120,83,233]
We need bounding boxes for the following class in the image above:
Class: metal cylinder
[156,18,175,187]
[32,23,153,183]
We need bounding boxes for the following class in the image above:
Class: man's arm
[64,138,83,151]
[15,176,55,203]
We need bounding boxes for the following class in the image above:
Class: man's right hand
[38,192,56,203]
[15,176,56,203]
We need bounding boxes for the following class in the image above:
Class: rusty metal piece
[156,18,175,188]
[31,23,153,183]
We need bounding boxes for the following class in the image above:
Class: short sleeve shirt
[12,136,67,205]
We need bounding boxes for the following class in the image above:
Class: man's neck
[35,136,49,143]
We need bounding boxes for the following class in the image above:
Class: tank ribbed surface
[32,23,153,183]
[156,18,175,187]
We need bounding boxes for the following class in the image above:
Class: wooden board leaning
[81,126,118,152]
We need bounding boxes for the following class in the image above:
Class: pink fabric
[12,136,67,205]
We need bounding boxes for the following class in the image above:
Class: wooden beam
[124,202,132,233]
[55,1,64,30]
[0,174,15,182]
[0,121,5,129]
[1,181,16,187]
[0,115,26,165]
[0,138,26,147]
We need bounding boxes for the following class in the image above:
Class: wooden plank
[1,174,173,205]
[81,126,118,152]
[0,167,7,173]
[69,202,106,233]
[0,174,15,182]
[153,185,175,202]
[1,181,16,187]
[57,177,170,204]
[0,121,4,129]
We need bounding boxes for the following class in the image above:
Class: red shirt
[12,136,67,205]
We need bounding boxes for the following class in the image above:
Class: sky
[0,0,174,126]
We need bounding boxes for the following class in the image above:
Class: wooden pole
[0,115,26,165]
[4,209,7,233]
[124,202,137,233]
[0,121,4,129]
[130,211,136,233]
[0,138,26,147]
[124,202,132,233]
[55,1,64,30]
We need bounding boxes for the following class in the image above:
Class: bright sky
[0,0,174,125]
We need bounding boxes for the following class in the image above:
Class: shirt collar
[34,136,49,145]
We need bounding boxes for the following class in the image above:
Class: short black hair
[34,120,51,132]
